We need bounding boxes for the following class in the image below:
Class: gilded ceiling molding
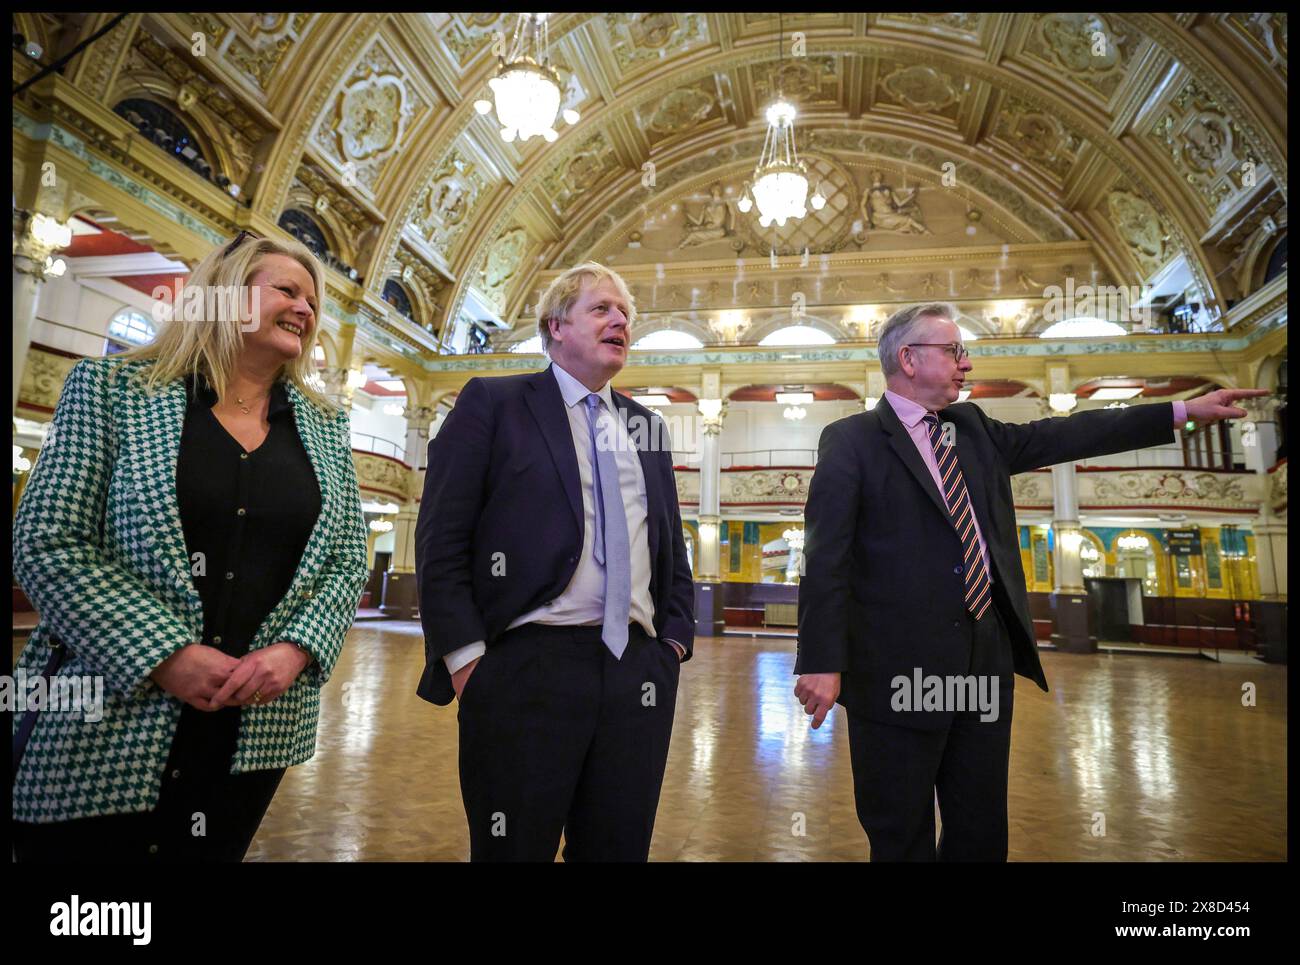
[552,130,1071,266]
[434,37,1229,342]
[1118,13,1286,202]
[65,13,144,104]
[253,12,387,222]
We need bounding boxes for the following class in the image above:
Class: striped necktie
[922,414,993,621]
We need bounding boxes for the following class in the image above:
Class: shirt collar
[883,389,937,428]
[185,373,293,419]
[550,361,614,412]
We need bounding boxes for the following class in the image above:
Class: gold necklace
[232,391,268,415]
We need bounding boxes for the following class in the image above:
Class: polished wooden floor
[237,622,1287,861]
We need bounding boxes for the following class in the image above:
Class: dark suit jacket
[796,396,1175,729]
[415,364,695,706]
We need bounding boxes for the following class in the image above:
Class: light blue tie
[584,393,631,659]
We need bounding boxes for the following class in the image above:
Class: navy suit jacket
[415,364,695,706]
[796,396,1176,729]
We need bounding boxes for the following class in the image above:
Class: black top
[176,374,322,658]
[167,374,322,776]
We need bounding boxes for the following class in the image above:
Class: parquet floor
[236,622,1285,861]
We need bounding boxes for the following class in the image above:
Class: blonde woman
[11,231,368,861]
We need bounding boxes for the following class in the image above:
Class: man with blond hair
[415,262,694,861]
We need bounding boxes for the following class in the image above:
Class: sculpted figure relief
[862,171,931,235]
[680,185,733,248]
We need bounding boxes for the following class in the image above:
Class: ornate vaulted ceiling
[13,12,1288,362]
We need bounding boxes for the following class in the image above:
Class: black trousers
[457,622,679,862]
[845,601,1017,862]
[12,702,284,862]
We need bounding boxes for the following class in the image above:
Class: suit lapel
[526,366,584,540]
[877,395,951,522]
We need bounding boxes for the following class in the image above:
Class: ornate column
[402,404,436,471]
[694,372,726,637]
[1253,462,1288,662]
[320,322,358,409]
[1239,397,1287,660]
[379,499,420,620]
[378,402,434,620]
[12,211,70,415]
[1049,459,1094,652]
[1240,397,1282,474]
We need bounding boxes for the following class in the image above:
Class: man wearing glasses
[794,302,1265,860]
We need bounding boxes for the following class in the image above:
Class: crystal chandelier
[473,13,579,143]
[736,15,825,228]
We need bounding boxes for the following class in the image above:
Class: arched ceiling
[13,11,1288,361]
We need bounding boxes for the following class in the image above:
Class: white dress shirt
[443,362,663,674]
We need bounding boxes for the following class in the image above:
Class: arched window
[382,279,417,323]
[758,325,837,346]
[509,335,543,354]
[105,309,156,355]
[1263,233,1287,285]
[632,329,705,350]
[1039,318,1128,338]
[113,98,208,166]
[277,209,330,259]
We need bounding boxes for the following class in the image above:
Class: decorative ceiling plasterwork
[1123,12,1285,201]
[478,226,532,317]
[440,11,511,67]
[181,13,314,95]
[990,94,1085,186]
[1221,12,1287,74]
[16,12,1286,372]
[409,148,491,266]
[254,12,387,222]
[538,131,622,220]
[1148,77,1256,219]
[604,12,710,76]
[1104,188,1170,277]
[559,130,1070,273]
[311,37,433,197]
[1021,12,1137,103]
[444,33,1233,335]
[290,163,379,266]
[877,62,963,118]
[115,27,274,190]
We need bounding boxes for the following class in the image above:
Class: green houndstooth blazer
[12,357,369,823]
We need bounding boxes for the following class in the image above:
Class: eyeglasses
[222,229,260,258]
[907,342,969,363]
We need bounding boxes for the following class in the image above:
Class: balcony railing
[351,431,406,463]
[674,449,819,468]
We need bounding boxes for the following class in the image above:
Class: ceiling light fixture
[737,13,812,228]
[775,391,813,406]
[473,13,575,144]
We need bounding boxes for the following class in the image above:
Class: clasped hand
[151,642,310,712]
